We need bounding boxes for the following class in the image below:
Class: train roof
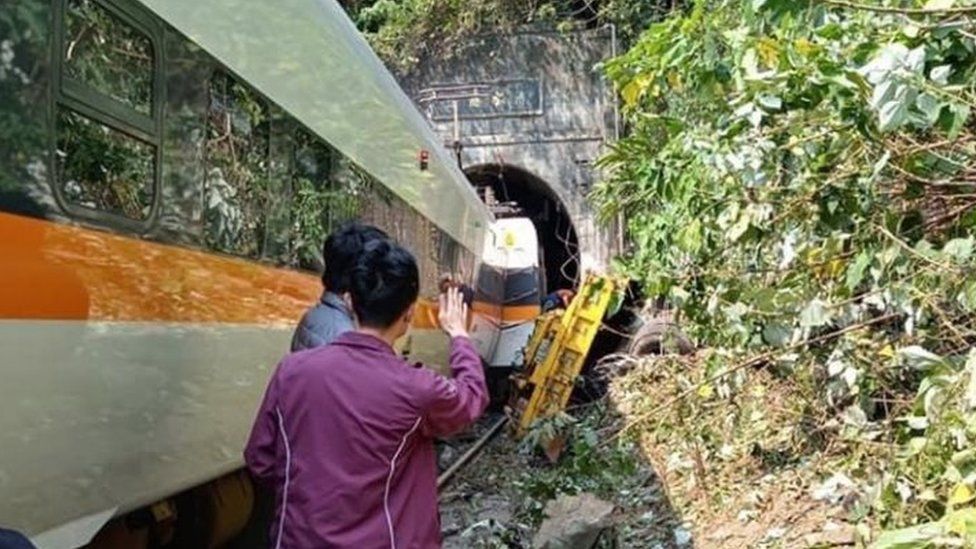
[136,0,492,252]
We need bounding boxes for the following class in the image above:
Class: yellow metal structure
[509,274,622,436]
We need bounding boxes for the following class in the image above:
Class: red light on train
[419,149,429,171]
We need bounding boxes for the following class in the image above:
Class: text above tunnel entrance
[466,165,580,293]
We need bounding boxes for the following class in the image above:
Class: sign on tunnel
[419,79,544,121]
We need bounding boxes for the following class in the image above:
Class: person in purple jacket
[244,239,488,548]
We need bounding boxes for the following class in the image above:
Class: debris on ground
[439,433,530,548]
[436,282,976,547]
[531,493,615,549]
[438,405,682,548]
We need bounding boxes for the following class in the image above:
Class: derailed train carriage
[0,0,540,546]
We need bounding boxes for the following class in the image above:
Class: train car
[0,0,539,546]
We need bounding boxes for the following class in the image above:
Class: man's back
[245,331,487,548]
[290,291,354,352]
[291,222,389,352]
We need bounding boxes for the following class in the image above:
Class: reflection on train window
[63,0,154,115]
[283,130,369,269]
[204,72,271,258]
[290,128,341,269]
[0,1,51,217]
[56,108,155,220]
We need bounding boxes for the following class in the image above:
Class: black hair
[349,239,420,328]
[322,222,388,293]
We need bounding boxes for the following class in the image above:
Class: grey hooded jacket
[290,291,355,352]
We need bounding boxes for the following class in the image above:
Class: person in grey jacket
[0,528,35,549]
[290,222,388,351]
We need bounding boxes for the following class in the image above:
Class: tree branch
[604,313,901,444]
[875,223,960,273]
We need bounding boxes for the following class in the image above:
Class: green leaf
[908,436,928,455]
[930,64,951,85]
[947,104,971,139]
[879,93,913,132]
[898,346,944,370]
[943,237,974,263]
[606,291,624,319]
[742,48,759,77]
[677,218,703,253]
[949,484,974,507]
[915,93,942,125]
[873,521,941,549]
[757,94,782,111]
[925,0,955,9]
[800,299,830,328]
[762,323,792,347]
[870,151,891,182]
[846,251,872,291]
[966,351,976,410]
[945,507,976,537]
[621,75,650,108]
[953,448,976,467]
[905,416,929,430]
[728,211,751,242]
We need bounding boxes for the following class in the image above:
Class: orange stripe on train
[410,302,536,329]
[0,212,321,323]
[0,212,509,329]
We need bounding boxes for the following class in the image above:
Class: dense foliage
[594,0,976,543]
[339,0,669,73]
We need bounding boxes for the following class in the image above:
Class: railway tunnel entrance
[465,165,580,293]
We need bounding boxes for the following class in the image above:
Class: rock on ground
[532,493,616,549]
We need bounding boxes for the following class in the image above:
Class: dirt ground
[434,397,859,549]
[436,414,684,548]
[437,416,531,547]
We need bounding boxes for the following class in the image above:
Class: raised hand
[438,286,469,339]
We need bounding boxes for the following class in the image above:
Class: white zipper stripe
[275,407,292,549]
[384,417,422,549]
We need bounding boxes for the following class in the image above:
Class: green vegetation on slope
[338,0,668,73]
[339,0,976,543]
[594,0,976,544]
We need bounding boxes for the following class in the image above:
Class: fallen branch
[923,200,976,233]
[875,223,960,273]
[603,313,900,444]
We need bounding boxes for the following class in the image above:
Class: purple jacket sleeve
[243,367,281,486]
[421,336,489,438]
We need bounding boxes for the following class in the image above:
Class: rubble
[532,493,616,549]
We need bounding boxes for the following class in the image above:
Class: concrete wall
[402,26,622,272]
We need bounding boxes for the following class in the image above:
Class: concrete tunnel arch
[464,164,581,294]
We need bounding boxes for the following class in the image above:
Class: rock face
[532,493,616,549]
[402,28,623,277]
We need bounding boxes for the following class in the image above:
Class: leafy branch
[823,0,976,16]
[597,0,976,542]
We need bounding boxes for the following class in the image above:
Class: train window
[55,108,155,220]
[0,2,51,218]
[63,0,154,115]
[204,71,272,258]
[294,129,334,188]
[289,128,337,268]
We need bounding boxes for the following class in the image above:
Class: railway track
[437,415,509,489]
